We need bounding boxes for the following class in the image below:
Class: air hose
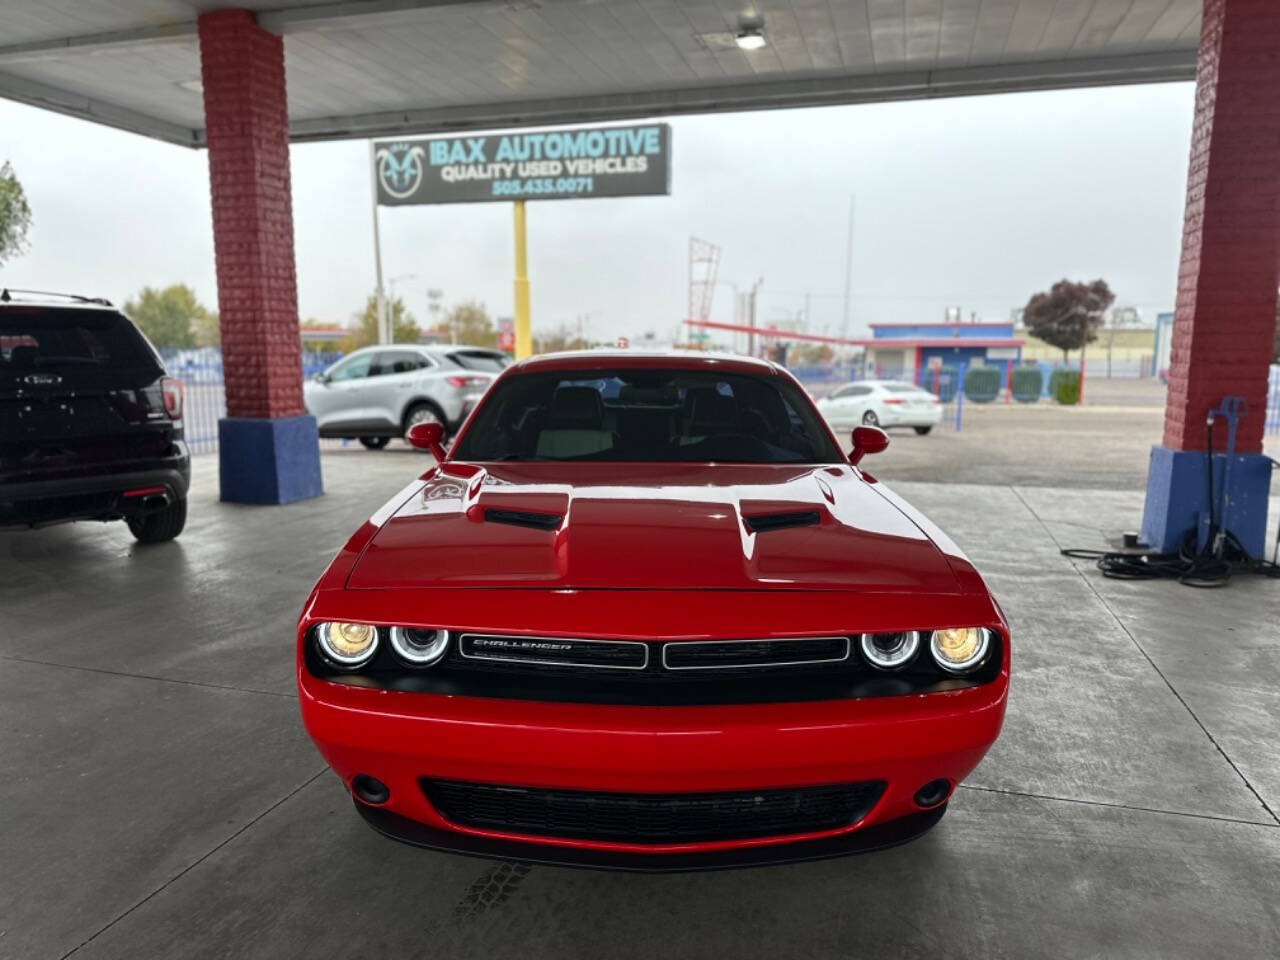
[1061,415,1280,587]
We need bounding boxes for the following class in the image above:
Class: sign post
[513,200,531,359]
[368,141,389,344]
[371,123,671,359]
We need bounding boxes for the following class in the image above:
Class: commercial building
[853,322,1024,382]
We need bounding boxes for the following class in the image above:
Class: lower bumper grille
[422,779,885,844]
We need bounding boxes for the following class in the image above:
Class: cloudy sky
[0,80,1193,344]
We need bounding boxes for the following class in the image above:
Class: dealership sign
[373,123,671,205]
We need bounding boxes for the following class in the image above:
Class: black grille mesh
[422,779,885,844]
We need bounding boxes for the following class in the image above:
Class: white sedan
[816,380,943,435]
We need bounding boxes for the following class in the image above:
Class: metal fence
[161,347,342,455]
[164,349,1280,454]
[1267,365,1280,436]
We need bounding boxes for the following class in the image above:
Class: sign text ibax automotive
[373,123,671,205]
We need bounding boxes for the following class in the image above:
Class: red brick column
[1163,0,1280,455]
[198,8,303,420]
[1142,0,1277,558]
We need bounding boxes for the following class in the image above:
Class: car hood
[346,462,962,593]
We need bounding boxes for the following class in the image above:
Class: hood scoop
[744,510,822,534]
[483,507,563,531]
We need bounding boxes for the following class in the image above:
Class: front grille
[662,636,848,670]
[309,625,1002,705]
[422,779,885,844]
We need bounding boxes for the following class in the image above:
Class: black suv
[1,290,190,542]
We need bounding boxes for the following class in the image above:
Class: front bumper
[355,798,947,871]
[299,662,1007,868]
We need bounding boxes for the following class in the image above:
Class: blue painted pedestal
[218,415,324,505]
[1140,446,1273,559]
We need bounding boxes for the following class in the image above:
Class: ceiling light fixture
[735,12,766,50]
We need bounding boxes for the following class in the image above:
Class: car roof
[421,344,504,354]
[342,343,500,355]
[0,292,116,311]
[512,350,779,376]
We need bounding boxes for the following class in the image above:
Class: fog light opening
[352,774,390,805]
[913,778,951,809]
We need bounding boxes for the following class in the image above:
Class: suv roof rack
[0,288,113,307]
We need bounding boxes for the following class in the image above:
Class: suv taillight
[162,377,184,420]
[446,375,488,388]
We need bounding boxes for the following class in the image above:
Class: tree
[123,284,215,350]
[533,324,590,354]
[192,308,221,348]
[0,161,32,266]
[439,300,497,348]
[341,294,421,352]
[1021,279,1115,363]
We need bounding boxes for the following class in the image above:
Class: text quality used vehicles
[298,352,1009,870]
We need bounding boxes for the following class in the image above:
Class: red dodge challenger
[298,352,1009,870]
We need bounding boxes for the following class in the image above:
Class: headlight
[389,627,450,666]
[930,627,992,673]
[315,621,379,667]
[859,630,920,669]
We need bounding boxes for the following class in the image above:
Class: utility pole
[368,141,389,345]
[840,194,855,341]
[748,277,763,358]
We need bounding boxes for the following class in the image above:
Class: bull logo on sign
[376,143,425,200]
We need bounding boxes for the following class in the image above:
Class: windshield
[0,307,159,372]
[453,368,843,463]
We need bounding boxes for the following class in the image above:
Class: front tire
[359,436,390,450]
[128,498,187,543]
[862,410,880,426]
[914,426,932,435]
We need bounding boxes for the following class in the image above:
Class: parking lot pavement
[3,451,1278,959]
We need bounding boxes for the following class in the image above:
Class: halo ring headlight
[930,627,992,673]
[389,627,450,667]
[859,630,921,670]
[316,621,378,667]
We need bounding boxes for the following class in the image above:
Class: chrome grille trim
[661,636,852,671]
[458,633,649,671]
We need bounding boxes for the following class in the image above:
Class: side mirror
[313,372,330,385]
[849,425,889,466]
[407,421,447,459]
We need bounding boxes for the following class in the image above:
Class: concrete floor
[2,451,1278,960]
